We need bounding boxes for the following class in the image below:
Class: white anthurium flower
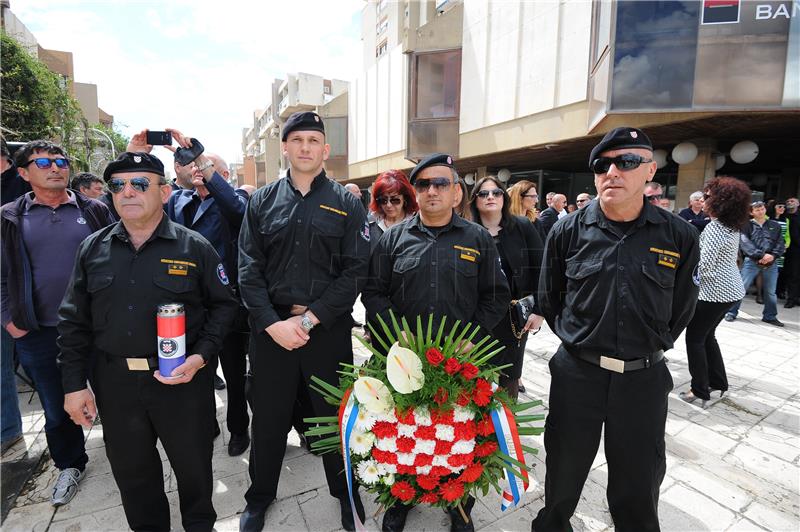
[349,430,376,456]
[353,377,395,414]
[357,459,382,485]
[386,342,425,394]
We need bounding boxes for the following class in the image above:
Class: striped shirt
[698,219,745,303]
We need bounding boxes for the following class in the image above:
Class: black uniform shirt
[538,199,700,358]
[57,214,238,393]
[362,212,510,337]
[237,170,369,331]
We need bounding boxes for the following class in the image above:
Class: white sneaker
[51,467,84,506]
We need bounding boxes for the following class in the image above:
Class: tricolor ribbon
[338,388,366,532]
[490,402,529,511]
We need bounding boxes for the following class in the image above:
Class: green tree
[1,30,82,151]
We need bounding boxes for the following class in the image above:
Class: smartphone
[146,130,172,146]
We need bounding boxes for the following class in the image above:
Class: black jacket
[495,216,544,303]
[739,218,785,260]
[538,206,561,235]
[1,191,113,331]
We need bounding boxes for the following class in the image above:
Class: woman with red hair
[368,169,418,248]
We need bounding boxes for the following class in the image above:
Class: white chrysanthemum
[396,452,415,466]
[356,460,381,485]
[432,455,451,468]
[435,424,455,442]
[349,430,376,456]
[381,473,396,486]
[355,409,378,432]
[382,464,397,474]
[374,409,397,423]
[397,424,416,438]
[414,405,432,426]
[451,440,476,454]
[453,405,475,422]
[376,437,398,452]
[416,465,432,475]
[413,439,436,455]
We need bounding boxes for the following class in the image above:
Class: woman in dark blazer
[469,176,545,399]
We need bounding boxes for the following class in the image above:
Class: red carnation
[397,436,416,453]
[371,448,399,464]
[473,378,493,406]
[391,481,416,502]
[414,425,437,440]
[415,474,440,490]
[456,390,472,407]
[419,491,439,504]
[397,464,417,475]
[439,479,465,502]
[414,453,434,467]
[458,463,484,483]
[434,440,453,455]
[474,440,498,458]
[475,416,494,437]
[396,408,415,425]
[430,466,452,477]
[453,420,477,441]
[425,347,444,366]
[433,387,449,405]
[430,409,454,424]
[373,421,398,439]
[460,363,479,380]
[444,358,462,376]
[447,453,474,467]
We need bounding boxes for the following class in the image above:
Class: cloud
[13,0,363,169]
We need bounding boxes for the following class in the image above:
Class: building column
[675,140,716,211]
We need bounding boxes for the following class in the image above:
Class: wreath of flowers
[306,312,544,515]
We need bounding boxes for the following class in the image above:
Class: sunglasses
[413,177,452,191]
[522,193,538,199]
[107,176,155,194]
[647,194,663,201]
[576,198,589,203]
[23,157,70,169]
[476,189,503,199]
[590,154,653,174]
[376,196,403,206]
[776,204,785,208]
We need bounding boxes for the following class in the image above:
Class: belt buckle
[126,358,150,371]
[599,355,625,374]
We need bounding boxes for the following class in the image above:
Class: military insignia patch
[692,264,701,286]
[360,221,370,241]
[217,263,229,285]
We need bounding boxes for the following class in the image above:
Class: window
[376,40,389,58]
[376,17,388,36]
[377,0,388,13]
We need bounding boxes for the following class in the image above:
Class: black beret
[408,153,456,184]
[281,111,325,141]
[588,127,653,169]
[103,152,165,181]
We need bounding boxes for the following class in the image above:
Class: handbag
[509,294,536,340]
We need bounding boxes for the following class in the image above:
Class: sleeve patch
[217,263,230,285]
[360,221,371,241]
[692,264,701,287]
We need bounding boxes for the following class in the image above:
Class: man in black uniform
[237,111,370,532]
[531,128,700,532]
[362,153,509,532]
[58,152,238,531]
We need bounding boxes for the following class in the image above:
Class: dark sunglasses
[776,204,785,208]
[647,194,663,201]
[576,198,589,203]
[590,154,653,174]
[376,196,403,206]
[413,177,452,191]
[23,157,70,169]
[476,189,503,199]
[107,176,155,194]
[522,193,538,199]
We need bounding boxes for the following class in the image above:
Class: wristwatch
[301,313,315,332]
[195,159,214,172]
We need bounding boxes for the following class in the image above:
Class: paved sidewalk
[1,296,798,531]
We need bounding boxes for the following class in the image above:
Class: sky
[14,0,364,174]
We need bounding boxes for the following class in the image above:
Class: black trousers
[245,315,351,507]
[91,355,216,532]
[685,300,731,400]
[783,248,800,302]
[492,309,529,399]
[532,346,672,532]
[218,305,250,435]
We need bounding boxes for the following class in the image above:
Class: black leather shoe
[214,375,227,390]
[382,503,411,532]
[339,492,366,532]
[239,503,269,532]
[229,431,250,456]
[762,318,785,327]
[785,300,796,309]
[446,497,475,532]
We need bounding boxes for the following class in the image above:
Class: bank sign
[702,0,798,24]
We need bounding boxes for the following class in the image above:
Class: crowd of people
[0,118,797,532]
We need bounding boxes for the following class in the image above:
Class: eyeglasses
[476,189,503,199]
[107,176,155,194]
[647,194,663,201]
[576,198,589,204]
[376,196,403,206]
[23,157,70,170]
[522,193,538,199]
[590,154,653,174]
[413,177,452,192]
[776,204,785,209]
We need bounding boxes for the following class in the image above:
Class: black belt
[105,354,159,371]
[566,347,664,373]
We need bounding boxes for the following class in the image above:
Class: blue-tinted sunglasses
[23,157,70,170]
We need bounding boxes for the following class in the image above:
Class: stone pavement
[1,295,798,531]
